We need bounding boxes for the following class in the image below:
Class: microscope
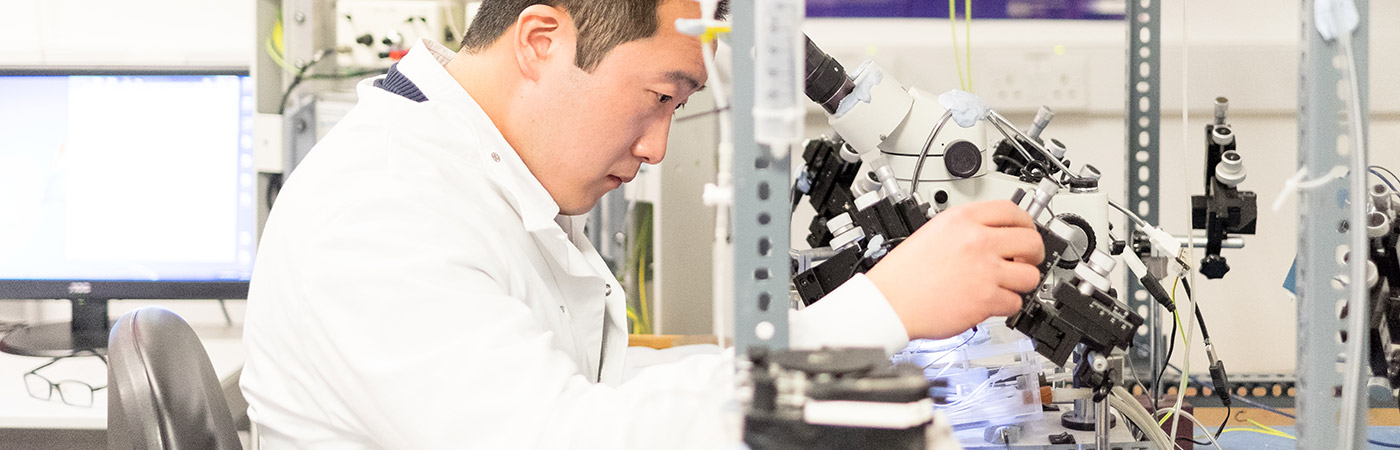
[791,35,1143,370]
[746,35,1185,449]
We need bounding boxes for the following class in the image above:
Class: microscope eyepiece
[804,36,856,115]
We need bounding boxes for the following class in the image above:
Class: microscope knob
[1200,254,1230,279]
[943,140,982,179]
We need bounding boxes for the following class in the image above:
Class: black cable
[920,326,979,371]
[277,49,334,114]
[1372,165,1400,187]
[1181,278,1235,417]
[1153,317,1178,412]
[217,299,234,327]
[1161,362,1298,420]
[1175,406,1229,447]
[1179,436,1213,446]
[1215,404,1229,438]
[1373,168,1400,193]
[1183,279,1213,342]
[992,154,1027,172]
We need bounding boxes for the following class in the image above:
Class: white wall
[0,0,252,66]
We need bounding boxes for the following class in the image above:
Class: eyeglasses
[24,352,108,408]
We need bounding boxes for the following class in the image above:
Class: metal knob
[1215,150,1246,186]
[943,140,983,179]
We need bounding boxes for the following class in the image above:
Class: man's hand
[865,200,1045,340]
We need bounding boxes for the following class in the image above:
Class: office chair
[107,306,242,450]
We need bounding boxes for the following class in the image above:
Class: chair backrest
[108,306,241,450]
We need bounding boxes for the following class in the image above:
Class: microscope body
[793,51,1139,367]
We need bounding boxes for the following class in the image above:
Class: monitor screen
[0,69,255,299]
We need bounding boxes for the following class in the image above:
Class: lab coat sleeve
[270,185,739,450]
[790,273,912,354]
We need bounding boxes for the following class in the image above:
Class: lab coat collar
[393,41,565,237]
[393,40,617,285]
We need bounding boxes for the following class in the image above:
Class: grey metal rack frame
[1296,0,1370,448]
[1123,0,1165,390]
[730,0,792,354]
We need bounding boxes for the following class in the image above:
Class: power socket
[335,0,445,70]
[980,49,1089,113]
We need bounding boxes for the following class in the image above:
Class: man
[240,0,1045,448]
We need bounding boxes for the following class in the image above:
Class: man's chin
[557,183,623,216]
[559,196,602,216]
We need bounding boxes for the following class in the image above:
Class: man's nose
[633,116,672,164]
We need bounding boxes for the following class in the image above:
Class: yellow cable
[1198,427,1296,440]
[264,37,296,72]
[699,25,731,44]
[636,210,653,335]
[272,17,284,54]
[1246,418,1294,438]
[949,0,966,91]
[638,238,650,335]
[1158,277,1191,426]
[264,16,297,72]
[964,0,972,92]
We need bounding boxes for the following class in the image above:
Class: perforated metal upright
[730,0,792,353]
[1296,0,1369,448]
[1124,0,1164,384]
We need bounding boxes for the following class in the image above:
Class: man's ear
[511,4,573,81]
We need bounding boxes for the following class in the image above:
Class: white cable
[701,36,734,345]
[1110,386,1173,450]
[1169,0,1196,438]
[1336,12,1370,449]
[1153,407,1224,449]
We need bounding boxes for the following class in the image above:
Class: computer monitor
[0,68,256,356]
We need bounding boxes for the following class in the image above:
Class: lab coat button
[604,284,612,296]
[560,305,566,313]
[490,152,501,162]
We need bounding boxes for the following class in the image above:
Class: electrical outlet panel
[980,50,1090,112]
[335,0,445,69]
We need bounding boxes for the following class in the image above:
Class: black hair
[460,0,729,72]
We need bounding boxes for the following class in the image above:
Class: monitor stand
[0,299,110,357]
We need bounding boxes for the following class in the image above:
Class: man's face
[522,1,706,215]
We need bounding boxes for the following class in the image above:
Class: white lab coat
[241,40,911,450]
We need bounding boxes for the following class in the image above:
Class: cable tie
[1272,166,1347,212]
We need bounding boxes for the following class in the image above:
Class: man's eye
[659,94,674,104]
[674,102,686,111]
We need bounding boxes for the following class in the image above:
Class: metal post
[1124,0,1163,393]
[1297,0,1369,448]
[1096,396,1111,450]
[730,0,792,354]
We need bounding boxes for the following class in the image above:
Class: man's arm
[792,200,1044,353]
